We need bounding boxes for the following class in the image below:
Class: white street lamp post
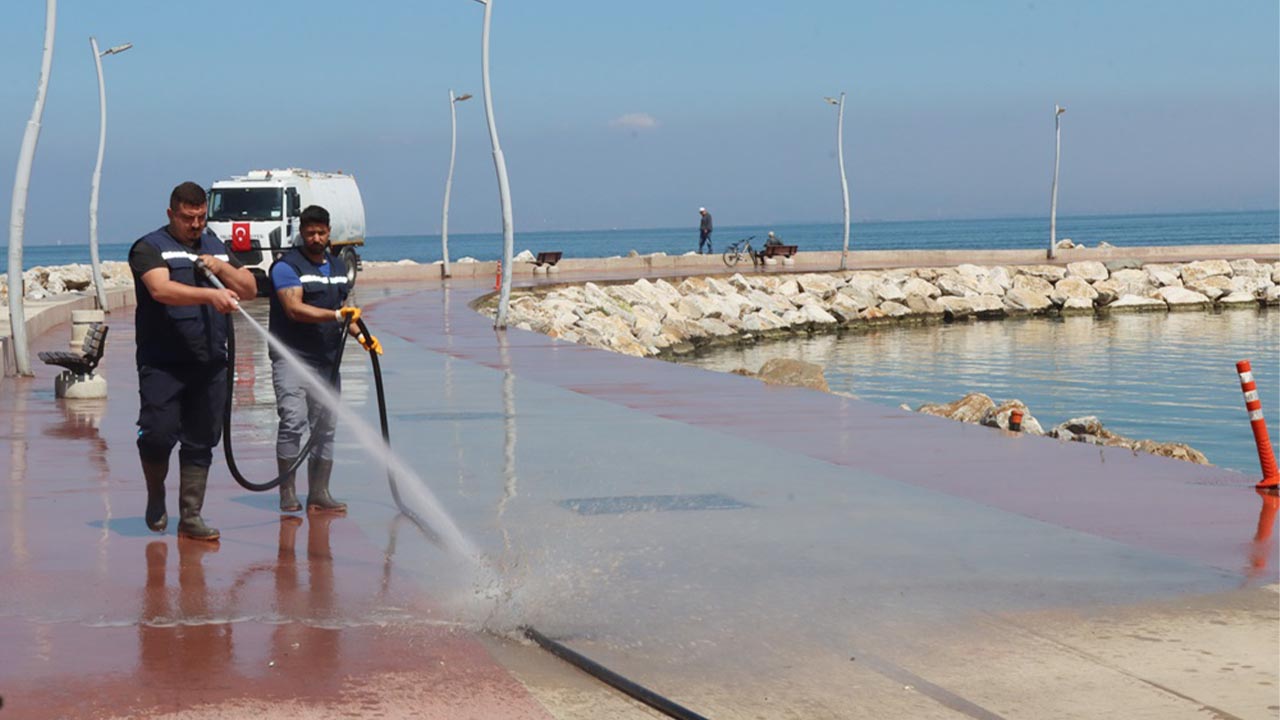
[1048,103,1066,260]
[824,93,850,270]
[473,0,515,329]
[6,0,57,377]
[88,37,132,312]
[441,90,472,279]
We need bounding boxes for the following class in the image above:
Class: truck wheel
[340,247,358,287]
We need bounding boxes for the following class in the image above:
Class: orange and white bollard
[494,260,502,292]
[1236,360,1279,490]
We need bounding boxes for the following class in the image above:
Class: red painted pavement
[0,314,553,719]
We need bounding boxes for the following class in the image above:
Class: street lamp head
[823,96,840,105]
[455,93,473,102]
[102,42,133,56]
[1055,104,1066,116]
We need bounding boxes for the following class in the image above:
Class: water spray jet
[198,262,714,719]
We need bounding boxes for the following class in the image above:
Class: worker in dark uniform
[130,181,258,541]
[269,205,380,514]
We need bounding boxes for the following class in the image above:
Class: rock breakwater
[0,262,133,304]
[485,258,1279,358]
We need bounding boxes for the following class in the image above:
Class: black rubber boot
[177,465,220,542]
[141,457,169,533]
[306,457,346,514]
[277,456,301,512]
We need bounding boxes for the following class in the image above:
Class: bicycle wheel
[722,246,741,267]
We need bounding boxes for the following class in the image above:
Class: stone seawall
[479,258,1280,358]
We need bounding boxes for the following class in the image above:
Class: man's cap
[698,207,706,212]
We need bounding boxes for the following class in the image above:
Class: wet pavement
[1,276,1277,719]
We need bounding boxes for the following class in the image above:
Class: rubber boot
[177,465,220,542]
[277,456,301,512]
[142,457,169,533]
[306,457,346,514]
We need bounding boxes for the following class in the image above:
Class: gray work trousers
[271,355,340,461]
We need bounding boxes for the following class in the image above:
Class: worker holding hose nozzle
[129,181,258,542]
[269,205,381,514]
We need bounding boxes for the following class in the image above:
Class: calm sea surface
[681,309,1280,476]
[3,209,1276,273]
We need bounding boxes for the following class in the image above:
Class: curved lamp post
[473,0,514,329]
[1048,103,1066,260]
[88,37,132,311]
[6,0,57,377]
[441,90,472,279]
[824,93,850,270]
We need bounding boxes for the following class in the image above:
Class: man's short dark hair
[169,181,207,210]
[299,205,330,228]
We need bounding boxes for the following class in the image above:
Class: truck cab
[206,169,365,295]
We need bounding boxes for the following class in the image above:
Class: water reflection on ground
[681,308,1280,474]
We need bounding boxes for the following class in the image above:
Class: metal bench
[39,322,109,377]
[761,244,798,259]
[535,251,562,267]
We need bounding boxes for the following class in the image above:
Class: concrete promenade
[0,248,1277,718]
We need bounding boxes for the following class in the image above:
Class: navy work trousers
[136,363,228,468]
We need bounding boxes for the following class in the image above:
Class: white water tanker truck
[206,168,366,294]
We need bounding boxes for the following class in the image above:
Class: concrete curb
[360,243,1280,285]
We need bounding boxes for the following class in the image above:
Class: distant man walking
[698,207,713,254]
[131,181,258,542]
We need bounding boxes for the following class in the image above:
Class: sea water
[681,308,1280,476]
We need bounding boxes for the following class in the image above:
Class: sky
[0,0,1276,245]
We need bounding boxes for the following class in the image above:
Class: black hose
[522,626,711,720]
[222,316,347,492]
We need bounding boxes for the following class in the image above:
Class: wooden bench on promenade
[761,244,798,259]
[535,251,562,267]
[38,322,109,378]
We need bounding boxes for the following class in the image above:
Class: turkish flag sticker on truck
[231,222,251,252]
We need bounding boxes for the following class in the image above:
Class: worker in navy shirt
[268,205,380,514]
[129,181,258,542]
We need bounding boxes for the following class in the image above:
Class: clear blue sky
[1,0,1276,244]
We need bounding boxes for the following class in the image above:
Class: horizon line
[369,207,1280,241]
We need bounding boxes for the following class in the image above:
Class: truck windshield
[208,187,283,222]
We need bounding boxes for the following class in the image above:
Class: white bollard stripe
[1244,390,1260,402]
[1239,371,1255,383]
[1250,409,1265,421]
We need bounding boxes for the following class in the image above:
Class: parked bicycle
[721,236,757,267]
